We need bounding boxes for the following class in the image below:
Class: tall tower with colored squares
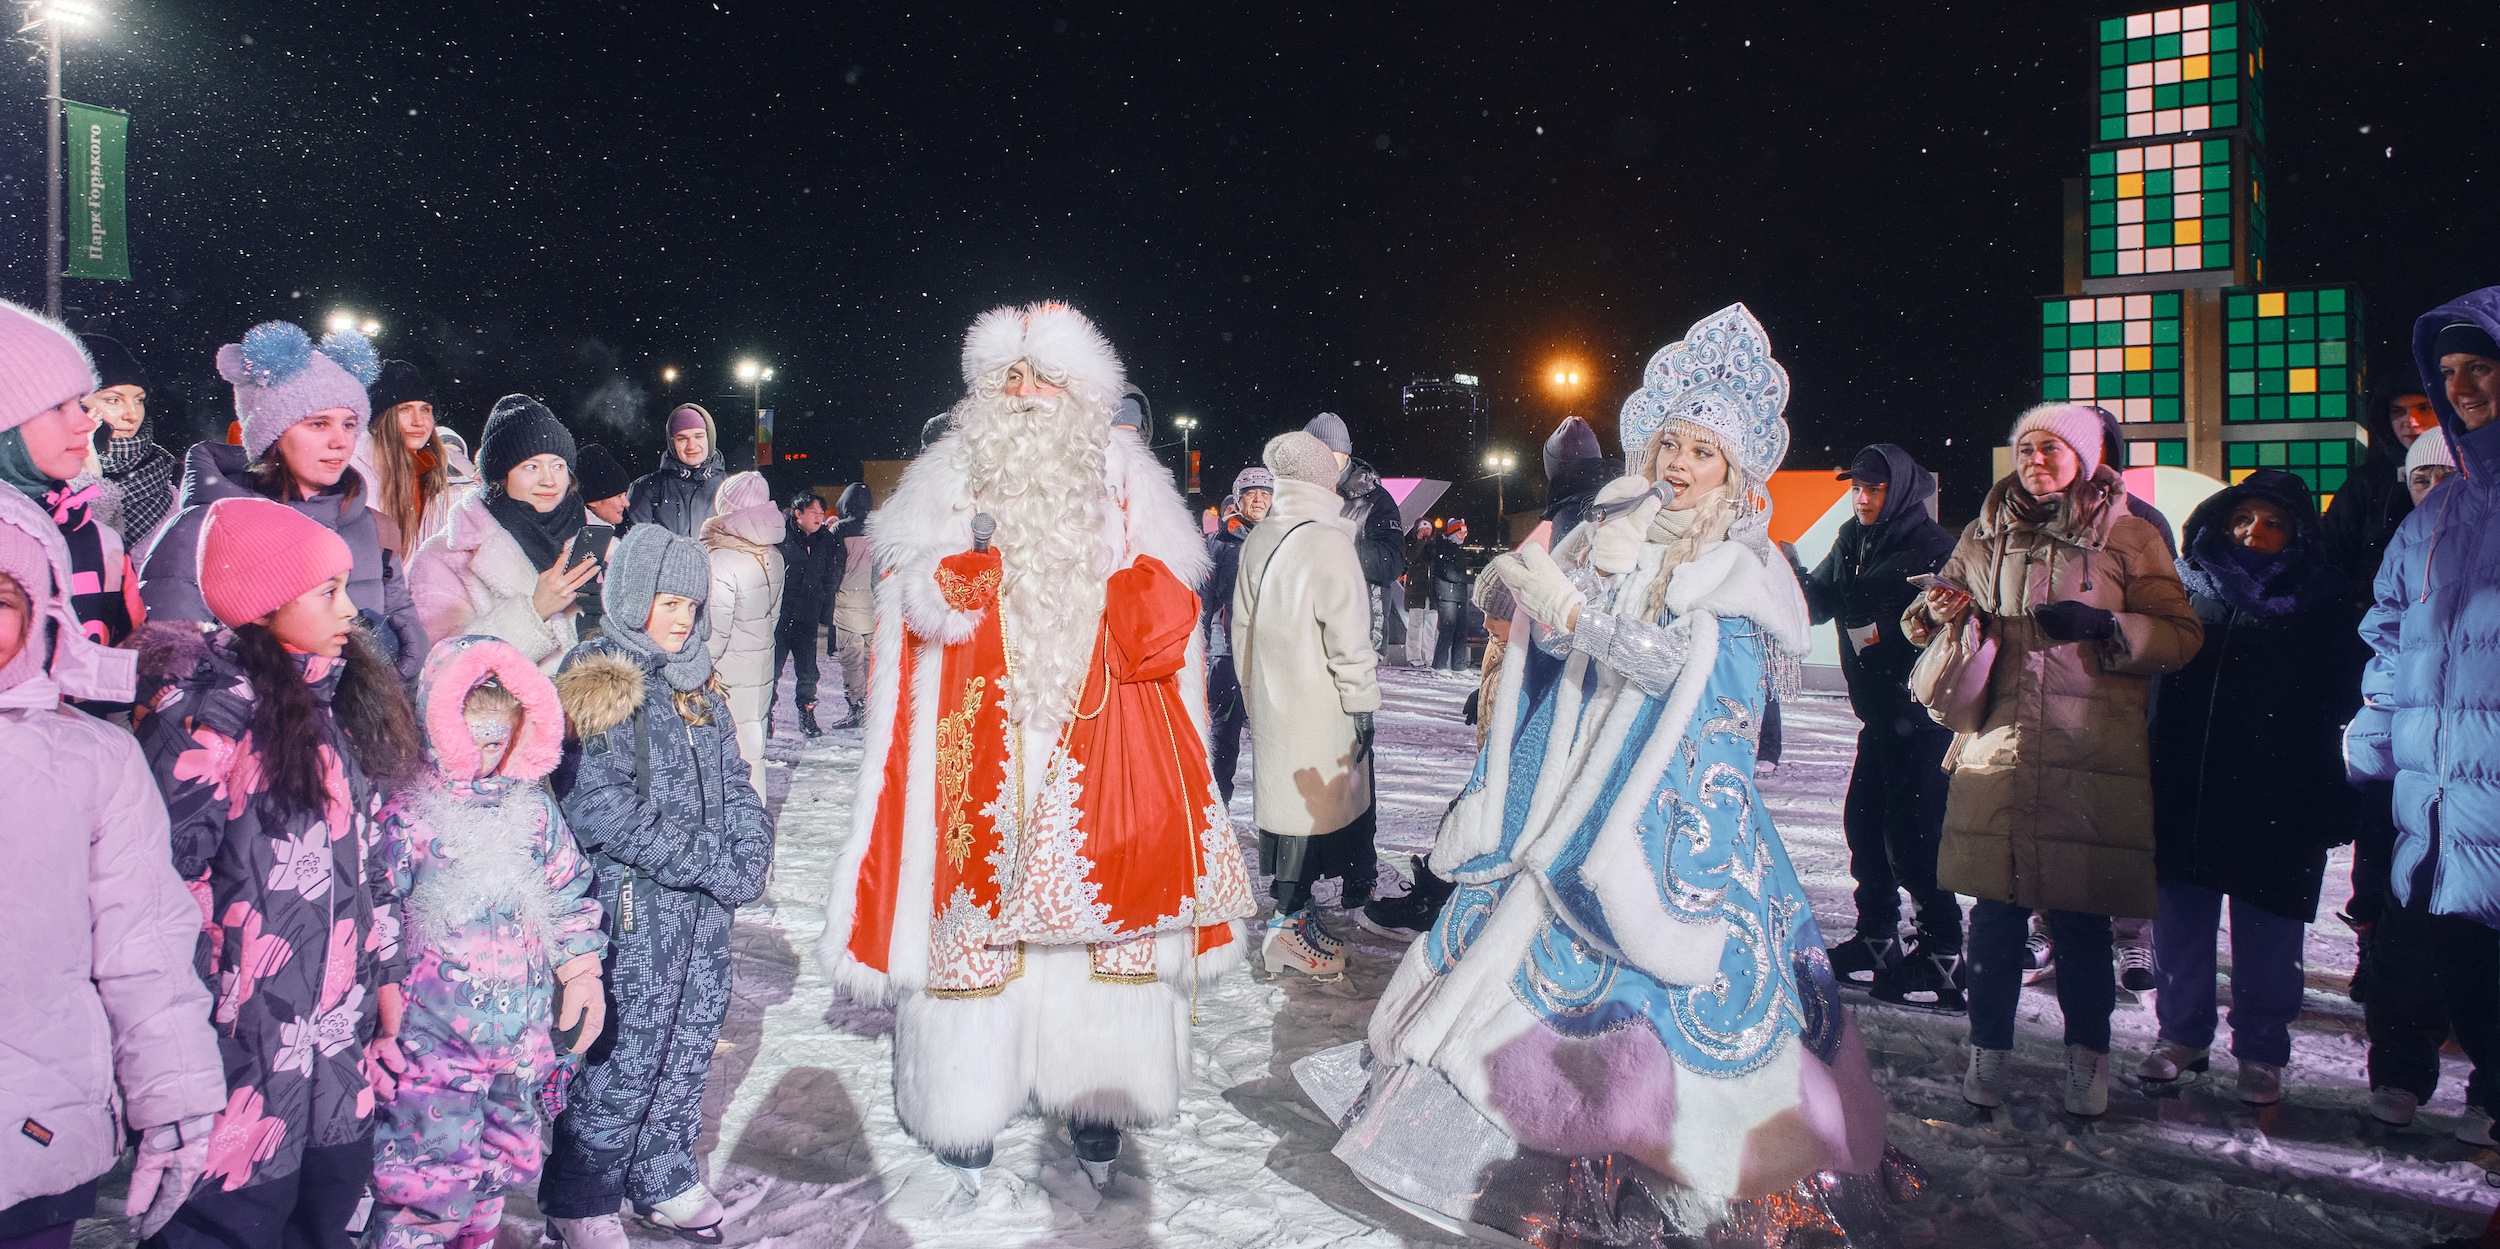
[2036,4,2368,499]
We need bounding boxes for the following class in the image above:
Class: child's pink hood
[414,634,565,784]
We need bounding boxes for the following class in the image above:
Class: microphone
[970,513,995,553]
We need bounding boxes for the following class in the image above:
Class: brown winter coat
[1902,466,2202,919]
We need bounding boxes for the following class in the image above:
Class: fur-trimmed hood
[553,645,650,742]
[960,301,1125,401]
[417,634,566,785]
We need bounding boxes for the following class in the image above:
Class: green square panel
[2084,135,2255,277]
[2222,286,2366,425]
[2094,4,2266,143]
[2038,293,2185,427]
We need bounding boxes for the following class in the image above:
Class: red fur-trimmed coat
[816,429,1253,1003]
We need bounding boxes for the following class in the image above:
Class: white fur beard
[955,387,1115,726]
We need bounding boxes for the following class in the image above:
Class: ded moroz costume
[1297,305,1912,1246]
[815,302,1255,1189]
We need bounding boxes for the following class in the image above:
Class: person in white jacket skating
[701,470,785,797]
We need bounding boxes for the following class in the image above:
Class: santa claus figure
[817,302,1255,1190]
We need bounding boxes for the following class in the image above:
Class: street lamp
[660,366,679,386]
[24,0,101,318]
[1484,449,1516,544]
[326,310,380,338]
[1172,413,1199,494]
[1547,363,1587,418]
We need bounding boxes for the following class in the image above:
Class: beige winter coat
[1233,477,1382,838]
[703,507,786,797]
[1902,466,2202,918]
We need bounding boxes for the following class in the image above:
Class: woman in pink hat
[138,321,428,677]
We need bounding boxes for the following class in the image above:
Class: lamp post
[326,310,381,338]
[24,0,98,318]
[1547,364,1585,419]
[1172,413,1199,494]
[660,366,679,387]
[736,359,773,467]
[1484,449,1516,544]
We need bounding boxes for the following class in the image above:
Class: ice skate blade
[629,1215,723,1245]
[945,1163,984,1196]
[1078,1157,1114,1190]
[1355,915,1425,943]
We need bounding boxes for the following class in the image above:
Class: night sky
[1,1,2491,520]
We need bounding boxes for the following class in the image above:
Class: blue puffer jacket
[2347,284,2500,926]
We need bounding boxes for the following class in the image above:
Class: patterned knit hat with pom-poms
[216,321,383,458]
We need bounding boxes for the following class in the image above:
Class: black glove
[2032,600,2117,642]
[1352,711,1376,763]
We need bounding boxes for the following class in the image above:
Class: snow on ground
[67,662,2499,1248]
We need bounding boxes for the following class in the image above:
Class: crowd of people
[2,281,2497,1249]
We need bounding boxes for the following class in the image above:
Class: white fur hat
[960,301,1125,401]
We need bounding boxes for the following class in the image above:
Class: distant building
[1393,375,1488,480]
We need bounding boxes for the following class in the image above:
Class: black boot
[1829,933,1901,986]
[800,702,823,738]
[1871,941,1967,1013]
[1070,1121,1120,1189]
[1360,855,1456,942]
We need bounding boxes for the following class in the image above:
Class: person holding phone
[1902,404,2201,1119]
[411,396,600,674]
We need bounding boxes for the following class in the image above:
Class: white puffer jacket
[703,502,786,797]
[409,494,580,673]
[1,493,224,1213]
[1232,476,1382,837]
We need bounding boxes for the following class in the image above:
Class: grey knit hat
[1303,411,1352,455]
[601,524,715,689]
[1265,431,1340,488]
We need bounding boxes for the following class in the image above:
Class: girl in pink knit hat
[129,495,425,1249]
[0,298,143,654]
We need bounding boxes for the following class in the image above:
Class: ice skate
[2236,1061,2283,1106]
[2458,1106,2497,1148]
[2116,942,2158,994]
[1264,913,1346,977]
[1359,856,1454,942]
[2136,1040,2208,1084]
[544,1216,631,1249]
[1827,933,1899,987]
[799,701,823,738]
[633,1184,726,1244]
[1964,1045,2011,1109]
[2021,923,2055,985]
[2370,1086,2420,1127]
[1870,942,1965,1013]
[2065,1045,2111,1117]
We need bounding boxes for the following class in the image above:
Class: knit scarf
[0,430,60,503]
[2177,527,2346,619]
[485,486,585,572]
[2007,487,2062,528]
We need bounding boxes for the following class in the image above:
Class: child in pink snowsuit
[371,635,608,1249]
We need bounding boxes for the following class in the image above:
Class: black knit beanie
[78,333,148,393]
[478,394,578,485]
[576,443,632,502]
[368,359,432,416]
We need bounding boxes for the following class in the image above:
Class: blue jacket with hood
[2347,285,2500,925]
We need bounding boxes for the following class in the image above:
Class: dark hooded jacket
[623,404,728,537]
[2094,406,2178,557]
[2349,286,2500,927]
[778,515,841,628]
[141,443,428,678]
[2320,364,2425,595]
[1539,417,1617,543]
[1798,445,1959,733]
[2150,470,2366,921]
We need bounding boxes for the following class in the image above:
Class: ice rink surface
[77,664,2497,1248]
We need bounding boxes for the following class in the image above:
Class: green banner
[63,100,129,282]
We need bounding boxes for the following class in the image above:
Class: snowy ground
[70,661,2500,1248]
